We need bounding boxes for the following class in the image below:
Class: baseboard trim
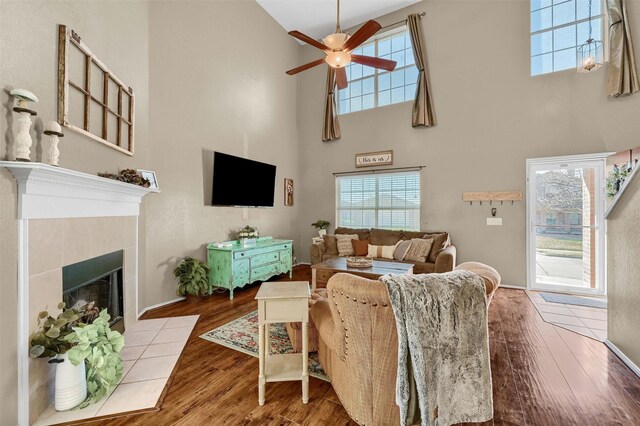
[499,284,526,290]
[138,297,186,318]
[605,340,640,378]
[295,262,311,266]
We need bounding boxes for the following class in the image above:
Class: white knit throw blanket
[381,271,493,426]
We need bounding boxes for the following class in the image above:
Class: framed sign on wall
[355,150,393,168]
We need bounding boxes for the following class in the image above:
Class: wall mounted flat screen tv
[211,152,277,207]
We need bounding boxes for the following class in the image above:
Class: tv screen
[211,152,277,207]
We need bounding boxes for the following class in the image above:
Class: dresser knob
[241,253,244,256]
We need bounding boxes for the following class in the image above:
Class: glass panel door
[527,158,605,295]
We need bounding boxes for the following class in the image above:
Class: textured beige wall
[296,0,640,287]
[27,217,138,422]
[0,1,149,423]
[144,0,301,309]
[607,172,640,367]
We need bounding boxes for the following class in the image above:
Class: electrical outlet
[487,218,503,226]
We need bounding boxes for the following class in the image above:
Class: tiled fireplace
[0,161,157,425]
[28,217,138,421]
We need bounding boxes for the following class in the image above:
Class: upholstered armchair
[310,263,500,425]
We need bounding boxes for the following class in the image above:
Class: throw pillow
[425,233,450,262]
[322,234,338,255]
[351,239,370,256]
[367,242,399,260]
[404,238,434,263]
[336,234,359,256]
[393,240,413,261]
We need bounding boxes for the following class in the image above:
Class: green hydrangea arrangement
[606,164,632,199]
[65,309,125,408]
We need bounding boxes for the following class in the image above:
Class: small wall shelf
[462,191,523,205]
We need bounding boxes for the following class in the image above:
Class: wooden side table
[255,281,311,406]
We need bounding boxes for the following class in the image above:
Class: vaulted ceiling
[256,0,422,42]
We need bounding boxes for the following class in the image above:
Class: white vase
[54,353,87,411]
[318,229,327,237]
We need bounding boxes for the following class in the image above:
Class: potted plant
[238,225,259,246]
[65,308,125,408]
[174,257,211,302]
[311,219,331,236]
[29,302,122,411]
[29,302,87,411]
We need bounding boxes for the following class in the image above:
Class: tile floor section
[34,315,199,425]
[526,291,607,341]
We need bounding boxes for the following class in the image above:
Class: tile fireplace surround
[0,161,158,425]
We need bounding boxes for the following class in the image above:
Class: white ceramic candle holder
[9,89,38,162]
[44,121,64,166]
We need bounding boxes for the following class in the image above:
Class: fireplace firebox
[62,250,125,333]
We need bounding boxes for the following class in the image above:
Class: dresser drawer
[232,243,290,260]
[251,251,280,267]
[251,262,282,281]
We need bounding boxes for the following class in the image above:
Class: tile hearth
[34,315,198,425]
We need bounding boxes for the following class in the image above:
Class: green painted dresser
[207,237,293,299]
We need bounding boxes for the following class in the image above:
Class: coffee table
[311,257,414,289]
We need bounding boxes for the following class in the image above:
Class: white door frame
[526,153,612,296]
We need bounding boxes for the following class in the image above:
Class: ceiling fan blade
[336,67,348,90]
[288,30,329,51]
[343,20,382,51]
[351,54,397,72]
[286,58,325,75]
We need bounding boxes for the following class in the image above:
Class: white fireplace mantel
[0,161,158,426]
[0,161,159,219]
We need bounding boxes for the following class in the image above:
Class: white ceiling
[257,0,422,42]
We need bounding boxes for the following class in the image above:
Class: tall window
[336,171,420,230]
[338,27,418,115]
[530,0,603,76]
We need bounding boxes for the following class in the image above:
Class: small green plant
[29,302,101,360]
[174,257,211,297]
[66,309,124,408]
[238,225,259,239]
[311,219,330,230]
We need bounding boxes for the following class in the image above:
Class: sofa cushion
[351,239,370,256]
[336,234,359,256]
[401,230,428,240]
[367,243,398,260]
[335,227,370,241]
[426,232,450,262]
[393,240,412,261]
[370,228,402,246]
[404,238,434,263]
[323,234,338,255]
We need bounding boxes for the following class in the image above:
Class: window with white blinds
[336,171,421,230]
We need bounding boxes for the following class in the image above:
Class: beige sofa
[310,227,457,274]
[310,262,501,425]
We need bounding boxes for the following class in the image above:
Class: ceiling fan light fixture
[325,50,351,68]
[322,33,350,50]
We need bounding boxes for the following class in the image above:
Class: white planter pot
[318,229,327,237]
[54,353,87,411]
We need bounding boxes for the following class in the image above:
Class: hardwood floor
[95,266,640,426]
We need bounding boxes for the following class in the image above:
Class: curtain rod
[333,166,425,176]
[379,11,426,31]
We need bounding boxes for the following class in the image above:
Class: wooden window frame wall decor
[57,25,135,156]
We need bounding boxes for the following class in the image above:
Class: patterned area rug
[200,310,328,381]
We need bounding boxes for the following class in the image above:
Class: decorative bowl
[346,257,373,268]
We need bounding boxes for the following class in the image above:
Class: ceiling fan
[285,0,397,90]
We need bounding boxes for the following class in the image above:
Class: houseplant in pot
[29,302,87,411]
[65,307,125,408]
[238,225,259,246]
[29,301,122,411]
[174,257,211,302]
[311,219,330,236]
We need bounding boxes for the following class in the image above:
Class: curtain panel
[407,13,436,127]
[322,67,341,141]
[607,0,639,97]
